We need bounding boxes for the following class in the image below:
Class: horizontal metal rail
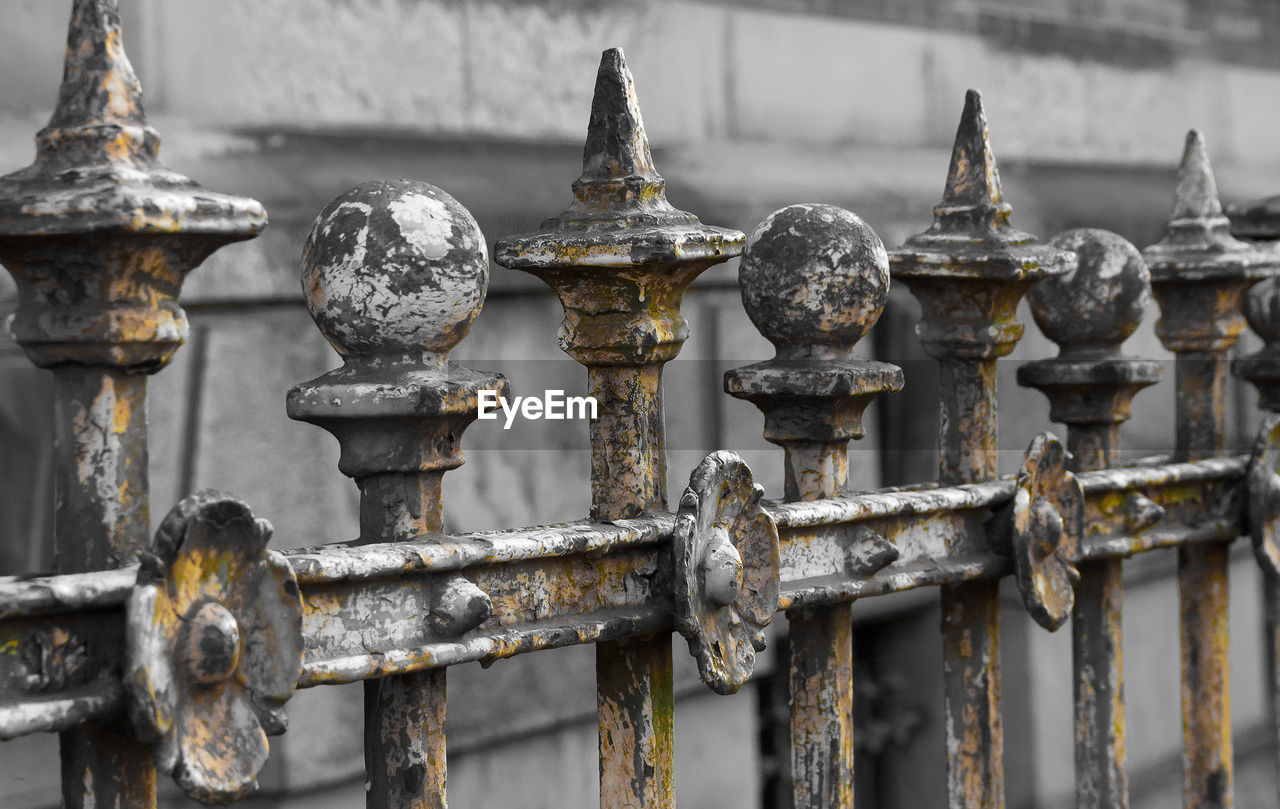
[0,454,1245,740]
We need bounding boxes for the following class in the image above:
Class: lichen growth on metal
[1008,433,1083,631]
[0,0,265,373]
[124,492,302,805]
[672,451,778,695]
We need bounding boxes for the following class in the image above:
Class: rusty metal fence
[3,2,1280,809]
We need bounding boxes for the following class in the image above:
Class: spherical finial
[739,204,889,359]
[302,179,488,363]
[1028,228,1148,356]
[1246,275,1280,345]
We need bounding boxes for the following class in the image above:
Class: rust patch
[672,451,778,694]
[1008,433,1083,632]
[124,491,303,805]
[888,89,1071,809]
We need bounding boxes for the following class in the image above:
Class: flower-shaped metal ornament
[1011,433,1084,631]
[1248,414,1280,580]
[674,451,780,695]
[125,491,304,804]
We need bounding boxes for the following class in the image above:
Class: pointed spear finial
[941,89,1004,209]
[1144,129,1261,263]
[494,46,742,275]
[566,48,670,218]
[36,0,156,167]
[50,0,146,128]
[1171,130,1223,221]
[577,48,659,185]
[902,89,1028,248]
[1143,129,1279,323]
[0,0,267,374]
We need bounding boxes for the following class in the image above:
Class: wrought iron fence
[2,2,1279,809]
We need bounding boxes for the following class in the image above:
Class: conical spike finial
[941,89,1003,208]
[578,48,659,185]
[494,46,744,271]
[49,0,147,130]
[914,89,1019,241]
[1142,128,1278,290]
[36,0,157,168]
[1171,130,1223,221]
[0,0,264,251]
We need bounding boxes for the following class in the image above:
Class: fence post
[1234,275,1280,808]
[887,90,1074,809]
[725,203,903,809]
[494,48,743,809]
[0,1,264,806]
[1143,131,1280,809]
[1018,229,1162,809]
[288,180,506,809]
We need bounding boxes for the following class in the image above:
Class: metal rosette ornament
[125,491,303,804]
[1011,433,1084,631]
[674,451,780,695]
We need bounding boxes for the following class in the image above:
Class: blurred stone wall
[2,1,1280,807]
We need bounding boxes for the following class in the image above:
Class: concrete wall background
[2,1,1280,807]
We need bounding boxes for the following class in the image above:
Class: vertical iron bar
[724,203,902,809]
[1071,419,1130,809]
[53,366,157,809]
[361,473,447,809]
[588,366,667,519]
[287,180,505,809]
[494,48,743,809]
[1144,130,1280,809]
[1017,227,1162,809]
[0,0,265,803]
[1065,424,1120,473]
[1174,352,1234,809]
[936,357,1000,486]
[937,359,1005,809]
[890,90,1074,809]
[51,368,150,572]
[591,366,675,809]
[1227,181,1280,809]
[787,441,854,809]
[1264,551,1280,802]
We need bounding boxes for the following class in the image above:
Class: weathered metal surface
[1249,420,1280,806]
[673,451,778,695]
[287,180,508,487]
[787,604,854,809]
[1008,433,1082,632]
[1,10,1275,803]
[0,455,1249,738]
[0,0,265,374]
[1248,416,1280,579]
[1145,130,1280,809]
[288,179,505,809]
[1235,276,1280,409]
[1019,229,1161,469]
[51,368,151,571]
[494,48,744,809]
[736,203,890,361]
[0,3,264,808]
[1145,132,1278,335]
[1018,227,1162,809]
[297,543,668,686]
[124,492,302,804]
[1230,179,1280,809]
[888,88,1073,809]
[727,201,901,808]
